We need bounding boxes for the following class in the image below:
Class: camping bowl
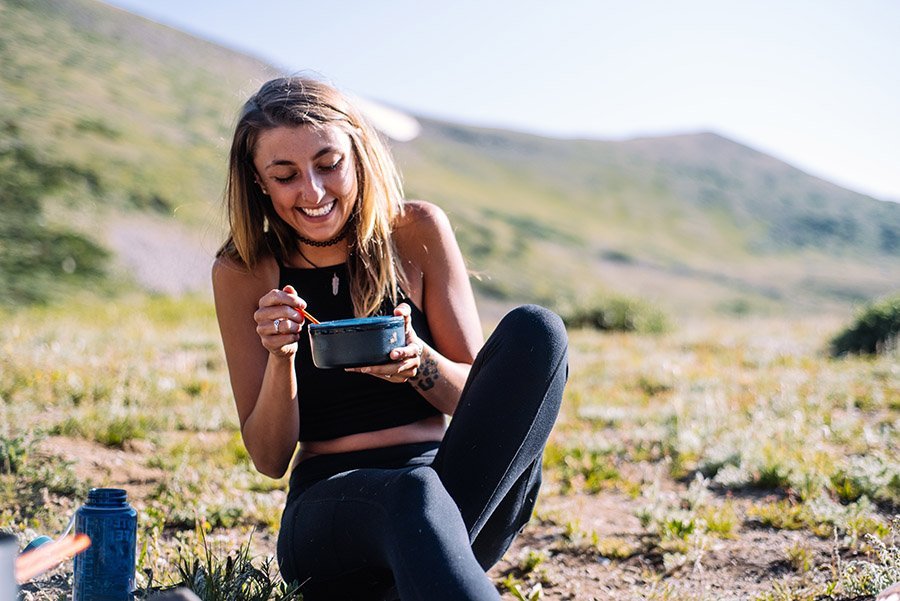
[308,316,405,369]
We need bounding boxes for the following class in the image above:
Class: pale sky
[102,0,900,202]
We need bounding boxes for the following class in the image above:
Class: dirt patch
[102,213,218,297]
[489,489,844,601]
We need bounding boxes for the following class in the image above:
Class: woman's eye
[272,174,295,183]
[318,158,342,172]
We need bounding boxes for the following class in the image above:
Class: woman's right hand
[254,284,306,356]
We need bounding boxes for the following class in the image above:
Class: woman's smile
[253,124,357,243]
[298,200,336,219]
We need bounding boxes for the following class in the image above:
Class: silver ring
[274,318,281,333]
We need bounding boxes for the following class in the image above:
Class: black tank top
[279,262,441,442]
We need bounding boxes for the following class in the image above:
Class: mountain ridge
[1,0,897,315]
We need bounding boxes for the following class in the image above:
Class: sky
[101,0,900,202]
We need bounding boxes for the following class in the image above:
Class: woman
[212,76,568,600]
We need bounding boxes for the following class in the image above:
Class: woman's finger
[389,341,423,362]
[273,317,300,335]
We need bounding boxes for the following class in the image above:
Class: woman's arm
[394,200,483,414]
[212,256,306,478]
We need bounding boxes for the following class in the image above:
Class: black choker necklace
[296,222,351,248]
[295,237,344,296]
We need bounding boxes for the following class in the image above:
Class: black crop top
[279,262,441,442]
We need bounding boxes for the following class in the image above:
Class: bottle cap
[22,536,54,554]
[86,488,128,506]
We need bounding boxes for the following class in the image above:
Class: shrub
[559,294,668,334]
[838,518,900,597]
[0,432,35,474]
[830,294,900,356]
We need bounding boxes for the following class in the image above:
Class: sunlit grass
[2,298,898,599]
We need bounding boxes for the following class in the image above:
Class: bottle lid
[86,488,128,506]
[23,535,54,554]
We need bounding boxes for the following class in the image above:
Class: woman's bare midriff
[292,414,446,468]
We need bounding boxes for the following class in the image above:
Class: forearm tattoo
[412,349,440,391]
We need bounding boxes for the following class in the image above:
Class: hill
[394,122,900,316]
[1,0,898,316]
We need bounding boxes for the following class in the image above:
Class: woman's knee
[496,305,568,363]
[383,467,472,549]
[387,467,457,520]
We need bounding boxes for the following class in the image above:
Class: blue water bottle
[73,488,137,601]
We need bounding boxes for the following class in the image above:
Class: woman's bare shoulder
[397,199,449,226]
[212,253,280,303]
[394,200,455,257]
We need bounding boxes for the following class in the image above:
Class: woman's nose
[301,173,325,204]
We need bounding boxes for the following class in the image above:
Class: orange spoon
[301,308,320,325]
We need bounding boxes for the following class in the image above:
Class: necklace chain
[295,245,319,268]
[293,221,352,269]
[296,222,351,248]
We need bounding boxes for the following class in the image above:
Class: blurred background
[2,0,898,322]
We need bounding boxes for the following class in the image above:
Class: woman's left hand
[345,303,425,383]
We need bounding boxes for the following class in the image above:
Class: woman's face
[252,123,358,244]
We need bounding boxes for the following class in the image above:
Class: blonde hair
[219,76,405,316]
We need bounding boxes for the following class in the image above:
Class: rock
[148,588,201,601]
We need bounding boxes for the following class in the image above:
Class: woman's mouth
[298,201,336,218]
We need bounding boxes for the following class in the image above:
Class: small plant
[836,517,900,597]
[747,500,808,531]
[830,294,900,356]
[661,516,696,541]
[51,411,159,448]
[549,447,621,495]
[753,461,793,491]
[519,550,547,575]
[785,542,812,573]
[699,502,738,538]
[751,580,818,601]
[0,431,35,474]
[152,530,303,601]
[595,536,637,560]
[829,455,900,507]
[505,581,543,601]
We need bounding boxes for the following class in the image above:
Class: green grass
[2,297,898,599]
[141,528,303,601]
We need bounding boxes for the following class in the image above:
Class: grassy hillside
[394,121,900,314]
[0,0,277,302]
[1,0,275,220]
[1,0,897,315]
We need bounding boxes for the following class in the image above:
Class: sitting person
[212,76,568,600]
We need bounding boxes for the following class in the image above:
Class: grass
[140,527,303,601]
[2,297,898,599]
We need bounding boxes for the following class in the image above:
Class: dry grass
[1,298,898,599]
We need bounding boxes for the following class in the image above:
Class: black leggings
[276,305,568,600]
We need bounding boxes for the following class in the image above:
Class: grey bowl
[308,316,405,369]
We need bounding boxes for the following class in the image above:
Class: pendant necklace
[296,230,347,297]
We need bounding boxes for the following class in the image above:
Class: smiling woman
[210,76,568,600]
[252,125,356,239]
